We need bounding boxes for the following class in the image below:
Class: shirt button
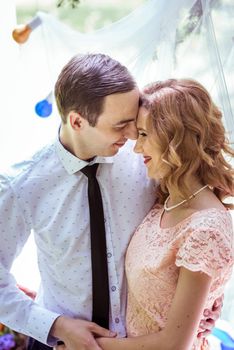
[115,317,120,324]
[111,286,116,291]
[107,252,112,258]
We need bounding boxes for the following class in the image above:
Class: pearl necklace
[164,185,209,212]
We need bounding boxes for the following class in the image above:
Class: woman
[97,79,234,350]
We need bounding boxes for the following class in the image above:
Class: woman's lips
[143,156,152,164]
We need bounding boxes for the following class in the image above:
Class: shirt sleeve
[175,226,233,277]
[0,175,60,345]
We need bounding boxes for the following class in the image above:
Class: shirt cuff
[26,305,61,346]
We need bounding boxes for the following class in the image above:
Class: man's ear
[68,111,88,131]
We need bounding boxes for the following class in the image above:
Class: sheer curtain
[1,0,234,325]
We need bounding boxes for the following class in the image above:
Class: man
[0,54,221,350]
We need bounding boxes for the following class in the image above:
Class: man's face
[81,89,139,158]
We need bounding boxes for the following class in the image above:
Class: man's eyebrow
[114,118,136,126]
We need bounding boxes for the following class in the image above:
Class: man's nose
[124,122,138,140]
[133,139,141,153]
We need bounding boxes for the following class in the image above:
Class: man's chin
[102,147,120,157]
[107,149,119,157]
[97,144,125,157]
[111,143,125,154]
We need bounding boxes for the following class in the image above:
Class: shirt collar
[55,137,114,175]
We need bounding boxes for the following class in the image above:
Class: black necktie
[81,163,109,329]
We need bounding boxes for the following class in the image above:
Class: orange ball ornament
[12,16,42,44]
[12,24,32,44]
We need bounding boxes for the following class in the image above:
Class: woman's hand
[197,294,223,338]
[17,284,37,300]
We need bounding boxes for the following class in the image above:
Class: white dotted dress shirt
[0,138,156,345]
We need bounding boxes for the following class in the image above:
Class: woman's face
[134,106,166,180]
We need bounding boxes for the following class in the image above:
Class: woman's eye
[139,132,147,137]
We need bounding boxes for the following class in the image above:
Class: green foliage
[16,1,146,33]
[56,4,135,32]
[56,0,81,8]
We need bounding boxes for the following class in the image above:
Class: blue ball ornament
[35,98,52,118]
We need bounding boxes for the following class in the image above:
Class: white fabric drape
[1,0,234,327]
[1,0,233,168]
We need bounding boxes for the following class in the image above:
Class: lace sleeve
[176,227,233,277]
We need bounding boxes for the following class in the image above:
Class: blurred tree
[176,0,221,45]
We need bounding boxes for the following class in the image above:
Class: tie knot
[80,163,99,178]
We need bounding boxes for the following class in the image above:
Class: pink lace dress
[125,206,234,350]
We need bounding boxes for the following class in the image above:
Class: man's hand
[51,316,116,350]
[197,294,224,338]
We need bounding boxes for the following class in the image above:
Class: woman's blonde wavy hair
[141,78,234,209]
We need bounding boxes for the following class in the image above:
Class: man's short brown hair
[55,53,136,126]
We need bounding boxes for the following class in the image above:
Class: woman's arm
[97,267,212,350]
